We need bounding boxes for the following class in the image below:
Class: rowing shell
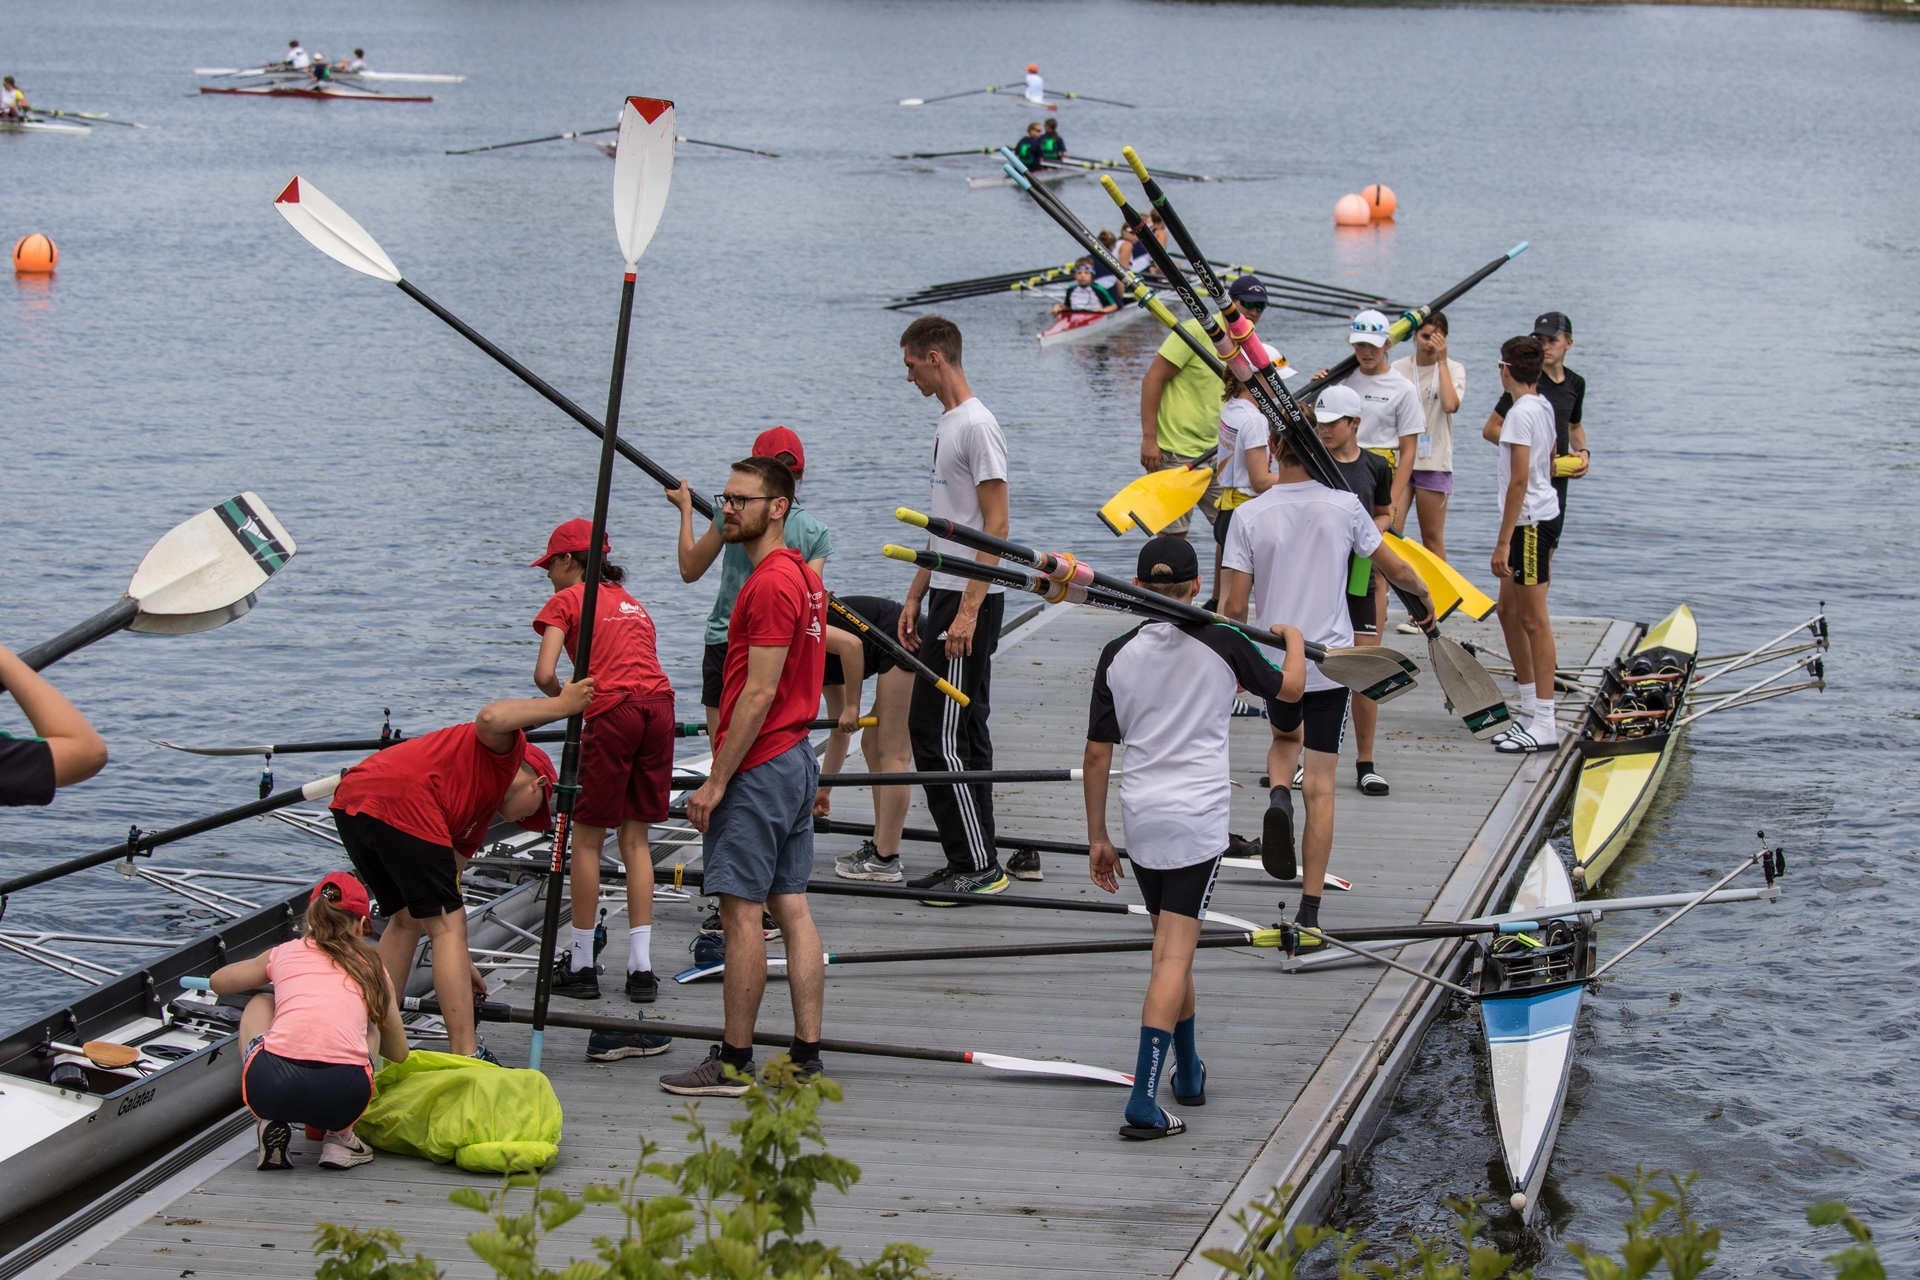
[967,166,1079,191]
[1478,843,1592,1221]
[1037,303,1154,348]
[199,83,432,102]
[1571,604,1698,890]
[1,118,91,136]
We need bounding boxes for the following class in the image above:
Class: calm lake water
[3,0,1917,1273]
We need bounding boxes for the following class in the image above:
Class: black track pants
[908,589,1004,873]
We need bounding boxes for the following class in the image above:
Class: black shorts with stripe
[1130,854,1222,920]
[1507,523,1557,586]
[1266,687,1352,756]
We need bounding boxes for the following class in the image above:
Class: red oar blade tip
[273,176,402,283]
[613,97,676,267]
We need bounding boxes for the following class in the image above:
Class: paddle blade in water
[614,97,676,267]
[274,176,402,283]
[1429,633,1512,738]
[125,493,297,633]
[1383,531,1493,622]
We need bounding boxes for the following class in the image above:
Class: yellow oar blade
[1097,466,1214,537]
[1381,532,1494,621]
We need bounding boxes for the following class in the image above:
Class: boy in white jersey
[897,315,1018,893]
[1085,536,1303,1139]
[1486,335,1561,753]
[1052,260,1117,318]
[1220,432,1434,941]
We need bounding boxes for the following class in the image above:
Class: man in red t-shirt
[329,680,588,1059]
[530,519,676,1005]
[662,457,828,1097]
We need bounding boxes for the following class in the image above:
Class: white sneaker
[318,1129,374,1169]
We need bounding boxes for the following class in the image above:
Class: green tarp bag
[356,1049,562,1173]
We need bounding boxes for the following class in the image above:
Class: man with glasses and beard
[662,456,829,1096]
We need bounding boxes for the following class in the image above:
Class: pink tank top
[262,938,377,1066]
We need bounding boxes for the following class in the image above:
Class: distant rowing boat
[200,82,433,103]
[1570,604,1698,890]
[195,67,464,84]
[1,118,90,136]
[1037,303,1154,347]
[967,165,1077,191]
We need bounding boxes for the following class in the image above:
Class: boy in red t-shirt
[662,457,828,1098]
[530,520,677,1005]
[329,682,586,1060]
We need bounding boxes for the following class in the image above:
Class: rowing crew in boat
[270,42,367,80]
[0,76,28,120]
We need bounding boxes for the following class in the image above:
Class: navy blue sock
[1295,894,1321,929]
[1124,1026,1170,1128]
[1172,1016,1202,1097]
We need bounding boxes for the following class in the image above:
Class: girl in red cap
[210,872,409,1172]
[531,521,676,1004]
[329,684,585,1060]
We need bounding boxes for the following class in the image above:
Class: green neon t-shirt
[1154,320,1226,458]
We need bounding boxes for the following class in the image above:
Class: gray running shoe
[1005,848,1043,881]
[835,841,905,882]
[660,1044,753,1097]
[255,1118,293,1171]
[916,866,1010,906]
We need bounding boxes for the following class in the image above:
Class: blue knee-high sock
[1125,1026,1171,1128]
[1172,1015,1202,1097]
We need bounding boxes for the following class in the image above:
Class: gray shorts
[1157,449,1224,537]
[700,740,819,903]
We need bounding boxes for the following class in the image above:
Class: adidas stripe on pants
[907,589,1004,874]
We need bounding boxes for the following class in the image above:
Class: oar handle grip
[15,597,141,673]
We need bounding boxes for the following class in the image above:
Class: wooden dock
[19,604,1634,1280]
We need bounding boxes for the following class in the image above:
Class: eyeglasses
[717,493,776,511]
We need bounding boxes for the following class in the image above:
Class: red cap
[752,426,805,475]
[313,871,372,919]
[532,518,610,569]
[515,744,557,832]
[1027,63,1039,72]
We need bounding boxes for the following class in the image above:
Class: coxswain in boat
[1484,334,1562,753]
[1052,259,1117,318]
[658,456,829,1096]
[1085,535,1305,1139]
[1220,412,1436,944]
[0,645,107,806]
[1013,120,1046,169]
[0,77,29,120]
[1040,118,1067,163]
[283,40,311,71]
[530,519,675,1009]
[209,871,408,1172]
[326,683,582,1061]
[820,595,915,883]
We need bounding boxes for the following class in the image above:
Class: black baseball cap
[1228,275,1268,310]
[1137,534,1199,584]
[1532,311,1572,337]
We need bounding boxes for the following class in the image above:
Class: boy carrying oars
[1083,536,1304,1140]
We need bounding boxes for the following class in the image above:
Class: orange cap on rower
[13,234,57,274]
[1027,63,1039,72]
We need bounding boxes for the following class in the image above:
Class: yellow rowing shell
[1571,604,1698,891]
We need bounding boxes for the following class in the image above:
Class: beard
[721,507,770,544]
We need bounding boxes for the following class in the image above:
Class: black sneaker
[1262,803,1297,881]
[691,931,725,967]
[549,954,600,1000]
[1005,847,1043,881]
[660,1044,753,1097]
[626,969,658,1003]
[791,1057,826,1084]
[255,1118,293,1171]
[761,911,780,940]
[587,1026,672,1060]
[915,866,1010,906]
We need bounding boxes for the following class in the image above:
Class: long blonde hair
[303,887,389,1023]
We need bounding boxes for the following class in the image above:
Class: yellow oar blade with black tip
[1098,463,1216,536]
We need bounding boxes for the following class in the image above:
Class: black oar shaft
[0,775,337,897]
[446,126,617,155]
[15,598,140,672]
[827,598,966,706]
[679,136,777,157]
[392,279,713,520]
[812,816,1095,856]
[673,767,1078,788]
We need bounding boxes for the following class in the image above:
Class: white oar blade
[125,493,296,634]
[274,176,402,283]
[613,97,676,267]
[966,1051,1132,1087]
[1430,634,1512,738]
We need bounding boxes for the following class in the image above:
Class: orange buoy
[1333,194,1370,227]
[13,234,57,274]
[1362,184,1397,220]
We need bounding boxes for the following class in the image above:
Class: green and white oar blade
[273,176,402,283]
[1429,633,1512,738]
[613,97,675,267]
[1317,647,1419,703]
[125,492,297,634]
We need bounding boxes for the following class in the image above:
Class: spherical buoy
[1362,183,1398,220]
[13,233,57,274]
[1510,1192,1528,1212]
[1333,194,1370,227]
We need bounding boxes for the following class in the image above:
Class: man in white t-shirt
[1085,535,1304,1140]
[897,315,1017,895]
[1486,334,1561,754]
[1220,431,1434,942]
